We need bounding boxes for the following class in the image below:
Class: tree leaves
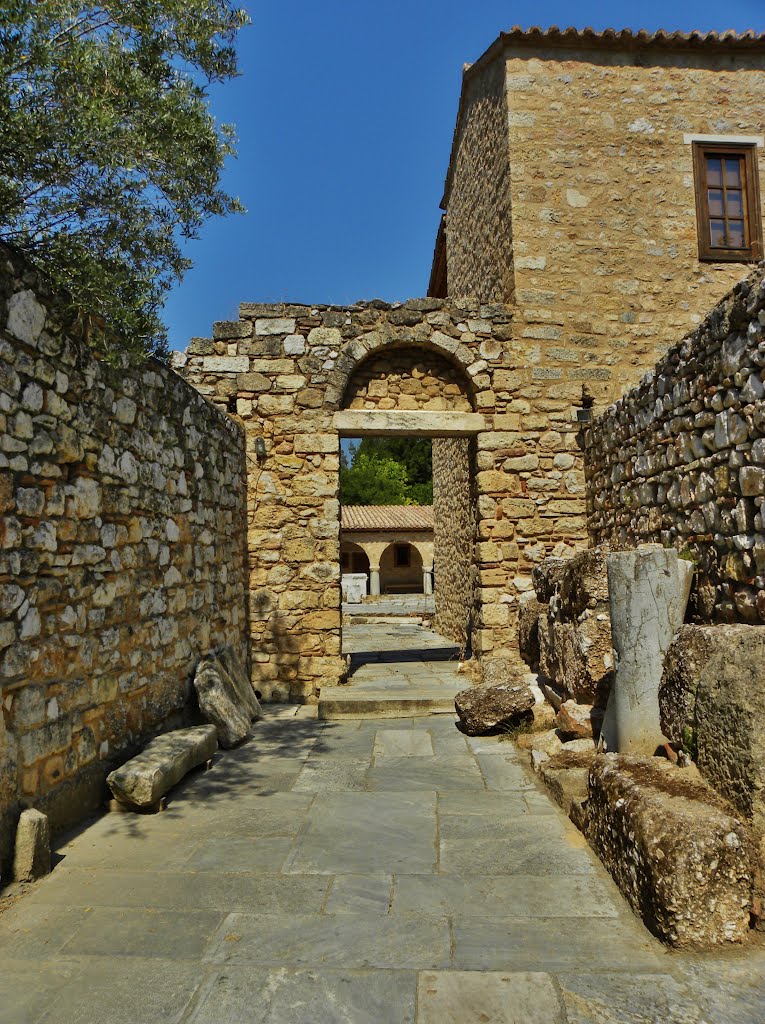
[0,1,249,360]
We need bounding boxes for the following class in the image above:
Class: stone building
[429,25,765,409]
[340,505,434,598]
[175,27,765,700]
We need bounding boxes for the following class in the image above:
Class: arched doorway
[379,541,423,594]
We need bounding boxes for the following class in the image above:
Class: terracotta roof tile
[342,505,434,531]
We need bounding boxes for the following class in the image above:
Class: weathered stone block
[551,618,612,705]
[454,682,534,735]
[194,650,259,748]
[587,754,753,948]
[13,808,51,881]
[202,355,249,373]
[107,725,218,807]
[660,624,765,831]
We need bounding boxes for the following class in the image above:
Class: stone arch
[326,334,478,410]
[379,540,426,595]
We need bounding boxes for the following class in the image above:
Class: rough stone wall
[0,246,248,871]
[586,268,765,624]
[343,347,472,411]
[445,57,515,304]
[178,297,597,696]
[445,45,765,411]
[432,437,476,654]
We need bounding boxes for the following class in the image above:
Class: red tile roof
[342,505,434,531]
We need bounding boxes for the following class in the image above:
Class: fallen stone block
[587,754,753,948]
[107,725,218,808]
[518,592,543,670]
[194,653,255,748]
[454,683,534,736]
[537,609,557,680]
[216,644,262,721]
[556,700,603,741]
[13,809,51,881]
[526,728,564,771]
[659,624,765,832]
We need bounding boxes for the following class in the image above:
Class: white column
[369,567,381,596]
[423,567,433,595]
[600,546,694,755]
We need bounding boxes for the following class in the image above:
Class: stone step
[318,686,458,720]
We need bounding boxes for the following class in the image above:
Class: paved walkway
[2,710,764,1022]
[320,620,465,717]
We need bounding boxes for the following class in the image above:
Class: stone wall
[178,296,594,696]
[432,437,476,654]
[343,347,471,411]
[443,40,765,411]
[585,268,765,624]
[444,57,515,304]
[0,245,248,873]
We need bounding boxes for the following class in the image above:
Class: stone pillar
[423,567,433,596]
[370,567,381,596]
[600,546,694,756]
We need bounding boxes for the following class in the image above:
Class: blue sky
[163,0,765,351]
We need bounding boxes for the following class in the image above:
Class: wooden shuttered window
[693,143,763,262]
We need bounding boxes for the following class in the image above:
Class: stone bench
[587,753,753,948]
[106,725,218,810]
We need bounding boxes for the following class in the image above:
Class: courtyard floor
[2,707,765,1022]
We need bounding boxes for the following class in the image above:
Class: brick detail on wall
[432,437,477,654]
[585,267,765,624]
[0,245,248,872]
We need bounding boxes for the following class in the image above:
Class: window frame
[692,142,763,263]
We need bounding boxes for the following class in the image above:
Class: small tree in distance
[0,1,249,360]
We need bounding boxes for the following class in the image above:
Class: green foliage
[340,451,413,506]
[340,438,434,506]
[0,1,249,360]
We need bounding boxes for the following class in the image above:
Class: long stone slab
[333,410,486,437]
[106,725,218,808]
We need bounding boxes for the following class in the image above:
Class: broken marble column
[13,808,51,881]
[600,546,694,755]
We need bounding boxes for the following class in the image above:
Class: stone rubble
[454,682,535,735]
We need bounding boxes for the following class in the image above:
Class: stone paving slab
[187,967,417,1024]
[1,706,765,1023]
[205,911,453,969]
[416,971,566,1024]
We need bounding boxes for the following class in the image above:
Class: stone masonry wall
[432,437,477,654]
[178,297,596,699]
[586,267,765,624]
[445,43,765,412]
[445,57,515,304]
[0,246,248,873]
[343,347,471,411]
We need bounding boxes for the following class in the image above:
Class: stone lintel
[333,411,486,437]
